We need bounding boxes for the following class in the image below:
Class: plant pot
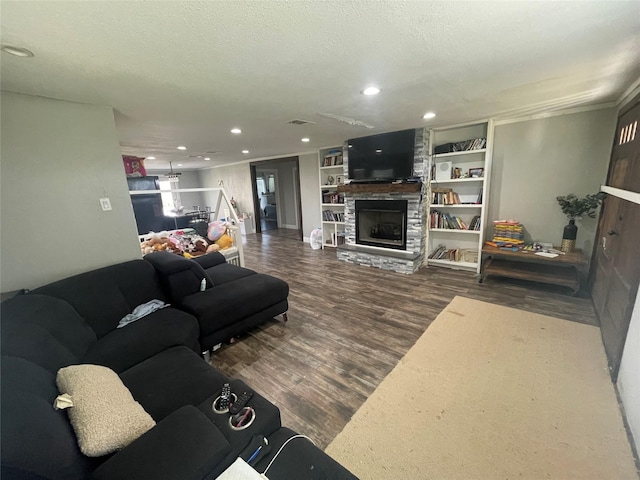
[561,219,577,253]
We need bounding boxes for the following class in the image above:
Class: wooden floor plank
[211,234,599,449]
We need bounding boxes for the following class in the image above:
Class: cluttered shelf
[479,244,587,294]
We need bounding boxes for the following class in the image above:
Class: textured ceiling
[1,1,639,171]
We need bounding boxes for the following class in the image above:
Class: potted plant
[556,192,605,252]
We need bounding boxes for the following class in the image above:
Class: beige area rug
[326,296,638,480]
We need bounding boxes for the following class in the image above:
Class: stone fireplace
[336,128,428,274]
[355,199,408,250]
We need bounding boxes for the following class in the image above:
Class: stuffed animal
[206,243,220,253]
[214,233,233,250]
[140,234,182,255]
[207,221,227,242]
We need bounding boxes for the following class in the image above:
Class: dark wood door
[591,99,640,380]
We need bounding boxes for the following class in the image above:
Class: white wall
[197,163,254,221]
[298,152,321,241]
[489,108,616,256]
[618,289,640,451]
[0,92,141,292]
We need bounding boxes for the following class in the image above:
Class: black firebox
[355,199,408,250]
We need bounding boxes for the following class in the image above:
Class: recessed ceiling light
[362,86,380,96]
[146,156,156,160]
[204,157,211,161]
[177,164,183,167]
[1,45,34,57]
[230,128,242,134]
[423,112,436,119]
[376,149,382,153]
[301,138,310,143]
[177,145,187,150]
[242,150,249,154]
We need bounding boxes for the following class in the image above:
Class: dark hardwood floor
[259,227,300,240]
[211,234,599,449]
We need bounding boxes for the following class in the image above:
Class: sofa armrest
[193,252,227,269]
[145,251,213,302]
[91,406,231,480]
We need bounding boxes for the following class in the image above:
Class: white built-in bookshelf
[318,146,346,248]
[427,120,494,272]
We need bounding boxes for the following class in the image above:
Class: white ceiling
[2,1,639,171]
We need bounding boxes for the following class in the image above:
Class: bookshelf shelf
[428,120,493,273]
[433,148,486,159]
[429,204,482,209]
[319,146,346,248]
[430,228,481,234]
[428,259,478,271]
[430,178,483,184]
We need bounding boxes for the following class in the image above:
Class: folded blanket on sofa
[118,300,168,328]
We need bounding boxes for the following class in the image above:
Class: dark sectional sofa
[144,251,289,351]
[1,255,356,480]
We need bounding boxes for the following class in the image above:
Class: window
[159,179,182,216]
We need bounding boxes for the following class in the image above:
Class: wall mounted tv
[347,129,415,182]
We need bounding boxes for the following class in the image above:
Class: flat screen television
[347,129,415,182]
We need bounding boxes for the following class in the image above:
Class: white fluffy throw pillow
[56,364,156,457]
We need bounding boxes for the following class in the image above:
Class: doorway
[255,169,279,232]
[250,157,303,241]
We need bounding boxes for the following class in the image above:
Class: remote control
[218,383,231,411]
[229,391,253,414]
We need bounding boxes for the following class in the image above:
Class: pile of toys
[139,221,234,257]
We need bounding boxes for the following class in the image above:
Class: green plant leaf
[556,192,605,219]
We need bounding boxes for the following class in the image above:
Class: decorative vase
[561,219,577,253]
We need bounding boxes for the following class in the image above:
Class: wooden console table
[479,245,587,295]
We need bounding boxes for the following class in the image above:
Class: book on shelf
[332,231,346,245]
[322,193,344,204]
[430,210,477,230]
[429,245,478,263]
[322,210,345,222]
[431,188,460,205]
[323,151,343,167]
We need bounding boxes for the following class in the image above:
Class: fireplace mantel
[337,182,422,194]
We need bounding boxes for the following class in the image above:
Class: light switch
[99,198,112,211]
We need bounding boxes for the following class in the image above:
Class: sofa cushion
[32,260,167,338]
[205,262,257,285]
[145,251,214,301]
[120,346,229,421]
[1,294,97,373]
[1,356,97,480]
[181,274,289,336]
[80,307,201,373]
[91,406,232,480]
[57,364,156,457]
[192,251,227,269]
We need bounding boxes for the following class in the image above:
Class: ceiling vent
[287,119,316,125]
